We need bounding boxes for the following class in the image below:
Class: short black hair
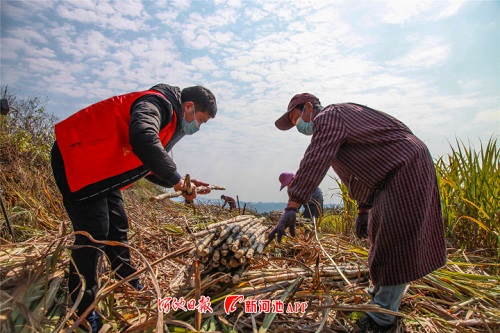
[181,86,217,118]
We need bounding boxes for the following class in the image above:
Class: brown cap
[275,93,320,130]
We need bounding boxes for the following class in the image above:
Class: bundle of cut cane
[189,215,268,277]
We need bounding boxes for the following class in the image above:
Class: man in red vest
[51,84,217,332]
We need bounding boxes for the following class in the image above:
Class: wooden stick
[196,234,215,256]
[256,234,266,254]
[150,185,226,201]
[229,258,240,268]
[216,216,253,232]
[243,225,268,247]
[200,245,214,257]
[241,224,261,243]
[194,260,201,331]
[230,222,255,252]
[212,218,254,246]
[191,215,253,238]
[212,249,220,262]
[234,246,248,259]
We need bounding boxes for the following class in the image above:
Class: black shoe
[355,315,394,333]
[85,310,103,333]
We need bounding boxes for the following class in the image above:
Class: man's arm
[129,97,181,186]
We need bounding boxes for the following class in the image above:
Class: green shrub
[436,136,499,258]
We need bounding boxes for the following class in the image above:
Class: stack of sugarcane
[189,215,268,277]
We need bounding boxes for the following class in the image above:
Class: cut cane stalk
[190,216,268,277]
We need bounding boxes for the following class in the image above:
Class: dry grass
[1,193,499,333]
[1,93,498,332]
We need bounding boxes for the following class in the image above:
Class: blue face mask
[181,107,200,135]
[296,109,313,136]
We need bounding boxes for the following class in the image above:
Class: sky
[1,0,499,205]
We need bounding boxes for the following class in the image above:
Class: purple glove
[268,207,298,243]
[355,212,369,239]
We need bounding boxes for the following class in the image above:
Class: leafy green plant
[0,86,62,241]
[436,136,499,259]
[323,176,356,236]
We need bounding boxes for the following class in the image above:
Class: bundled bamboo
[191,215,268,276]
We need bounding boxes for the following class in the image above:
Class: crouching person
[269,93,447,332]
[51,84,217,332]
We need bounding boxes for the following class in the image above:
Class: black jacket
[131,83,185,188]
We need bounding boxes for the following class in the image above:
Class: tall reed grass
[436,137,499,259]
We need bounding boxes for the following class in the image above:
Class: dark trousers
[51,143,137,314]
[302,199,323,218]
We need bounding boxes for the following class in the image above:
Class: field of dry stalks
[1,185,499,332]
[0,94,498,332]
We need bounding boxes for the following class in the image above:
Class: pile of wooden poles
[189,215,268,278]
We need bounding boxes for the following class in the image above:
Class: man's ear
[182,101,195,112]
[305,102,317,118]
[304,101,313,113]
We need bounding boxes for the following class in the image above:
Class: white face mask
[296,106,313,135]
[181,106,200,135]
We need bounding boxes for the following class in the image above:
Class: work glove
[355,212,369,239]
[267,207,298,243]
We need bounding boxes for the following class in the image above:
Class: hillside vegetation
[0,88,499,332]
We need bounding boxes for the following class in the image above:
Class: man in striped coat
[269,93,447,332]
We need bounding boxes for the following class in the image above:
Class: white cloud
[8,27,48,44]
[191,56,219,71]
[389,37,449,68]
[1,0,497,203]
[112,0,145,17]
[473,108,500,125]
[55,0,147,31]
[433,1,466,20]
[1,37,29,59]
[380,1,466,24]
[182,28,213,49]
[56,2,103,25]
[58,30,117,60]
[244,7,268,22]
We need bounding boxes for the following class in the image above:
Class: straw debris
[1,198,499,333]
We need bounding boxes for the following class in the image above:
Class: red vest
[55,90,177,192]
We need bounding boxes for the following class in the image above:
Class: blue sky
[1,0,499,204]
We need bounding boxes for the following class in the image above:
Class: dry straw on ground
[1,90,498,333]
[1,195,499,333]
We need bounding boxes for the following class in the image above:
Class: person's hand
[174,179,197,201]
[355,212,369,239]
[191,178,211,194]
[267,207,298,243]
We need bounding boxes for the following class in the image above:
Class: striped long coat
[288,103,447,285]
